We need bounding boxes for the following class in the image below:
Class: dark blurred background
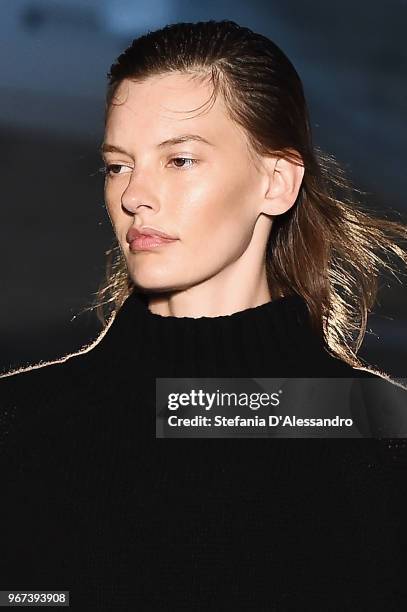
[1,0,406,379]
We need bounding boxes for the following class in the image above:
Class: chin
[128,267,182,292]
[127,257,212,293]
[131,273,205,295]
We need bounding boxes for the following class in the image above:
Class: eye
[98,157,198,177]
[168,157,198,170]
[98,164,132,177]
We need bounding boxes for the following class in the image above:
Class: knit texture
[0,291,405,609]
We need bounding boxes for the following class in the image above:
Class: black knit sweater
[0,291,405,609]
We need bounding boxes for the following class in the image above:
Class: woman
[1,20,406,609]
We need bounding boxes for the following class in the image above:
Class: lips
[126,227,177,243]
[126,226,179,252]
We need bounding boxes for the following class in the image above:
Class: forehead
[105,72,246,148]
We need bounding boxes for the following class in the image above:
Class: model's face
[102,72,269,293]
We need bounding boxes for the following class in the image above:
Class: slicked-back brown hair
[93,19,407,371]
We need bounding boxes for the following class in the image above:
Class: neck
[147,282,272,319]
[146,250,272,319]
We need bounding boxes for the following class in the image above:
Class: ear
[260,152,305,216]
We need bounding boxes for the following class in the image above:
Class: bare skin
[102,71,304,318]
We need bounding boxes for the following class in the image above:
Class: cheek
[178,175,256,249]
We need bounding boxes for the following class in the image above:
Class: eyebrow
[100,134,214,156]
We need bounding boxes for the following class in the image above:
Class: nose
[120,170,159,216]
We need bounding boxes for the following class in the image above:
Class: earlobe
[261,155,305,216]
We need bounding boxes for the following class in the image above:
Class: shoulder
[318,344,406,391]
[351,364,407,392]
[0,356,75,416]
[0,316,114,396]
[1,343,95,400]
[343,362,407,414]
[0,357,73,452]
[347,365,407,442]
[0,327,113,452]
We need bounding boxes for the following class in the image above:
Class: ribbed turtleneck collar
[119,289,311,328]
[94,290,354,378]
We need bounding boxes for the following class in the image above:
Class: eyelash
[99,157,199,177]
